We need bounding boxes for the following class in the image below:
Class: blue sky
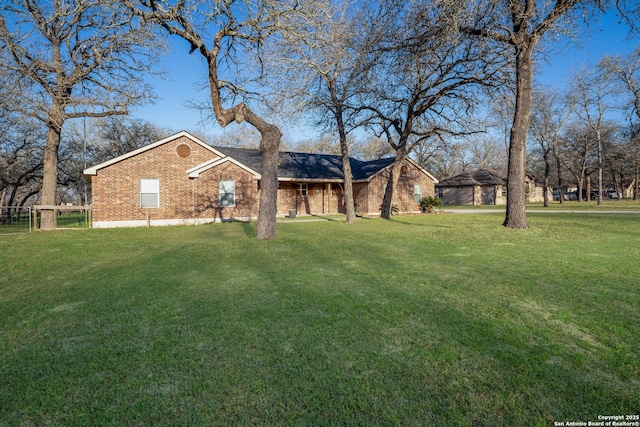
[131,11,639,142]
[536,11,638,87]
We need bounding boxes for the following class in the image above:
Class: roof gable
[83,131,223,176]
[437,169,507,187]
[187,156,261,178]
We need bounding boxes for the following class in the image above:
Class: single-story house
[435,168,544,205]
[83,131,438,228]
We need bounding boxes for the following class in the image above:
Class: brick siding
[276,182,345,215]
[355,163,436,215]
[91,135,255,223]
[90,134,436,224]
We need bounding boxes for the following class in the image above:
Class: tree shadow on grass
[240,221,256,239]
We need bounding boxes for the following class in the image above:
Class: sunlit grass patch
[1,213,638,425]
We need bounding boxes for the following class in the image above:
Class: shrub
[420,196,442,213]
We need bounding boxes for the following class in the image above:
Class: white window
[297,183,308,197]
[413,184,422,203]
[220,180,236,207]
[140,178,159,208]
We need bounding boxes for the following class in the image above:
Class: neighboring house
[83,131,438,228]
[435,168,543,206]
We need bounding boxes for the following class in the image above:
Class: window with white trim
[297,183,308,197]
[140,178,159,208]
[413,184,422,203]
[220,180,236,207]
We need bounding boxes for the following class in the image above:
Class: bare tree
[457,0,611,228]
[602,48,640,199]
[54,117,166,205]
[489,91,517,156]
[350,137,395,161]
[1,0,163,228]
[265,0,393,223]
[420,141,470,180]
[559,122,597,200]
[570,66,617,204]
[529,88,573,205]
[466,137,508,170]
[126,0,304,240]
[91,117,167,162]
[600,47,640,122]
[368,2,510,219]
[601,126,632,198]
[0,115,45,210]
[625,123,640,199]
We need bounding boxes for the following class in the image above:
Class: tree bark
[543,151,550,207]
[237,105,281,240]
[635,165,639,200]
[503,43,534,229]
[597,130,604,205]
[335,110,356,224]
[256,125,281,240]
[380,148,406,219]
[40,108,64,230]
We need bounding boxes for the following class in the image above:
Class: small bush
[420,196,442,213]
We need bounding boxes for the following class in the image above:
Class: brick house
[435,168,543,205]
[83,131,438,228]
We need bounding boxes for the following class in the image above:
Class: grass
[526,199,640,210]
[0,212,32,234]
[1,213,639,426]
[441,198,640,211]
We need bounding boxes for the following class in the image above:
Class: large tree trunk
[633,166,640,200]
[380,148,406,219]
[240,107,281,240]
[336,112,356,224]
[503,43,533,229]
[40,114,64,230]
[543,151,550,207]
[341,150,356,224]
[596,131,604,205]
[256,125,281,240]
[553,147,565,205]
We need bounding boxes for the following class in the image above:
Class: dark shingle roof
[213,146,395,181]
[436,169,507,187]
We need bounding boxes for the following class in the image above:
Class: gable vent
[176,144,191,158]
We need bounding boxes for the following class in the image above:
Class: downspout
[192,178,196,224]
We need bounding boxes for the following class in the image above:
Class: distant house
[83,131,438,228]
[435,168,543,205]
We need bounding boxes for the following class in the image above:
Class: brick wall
[191,161,258,220]
[276,182,345,216]
[359,161,436,215]
[91,136,436,224]
[91,135,258,223]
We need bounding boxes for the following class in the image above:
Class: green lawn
[1,214,638,426]
[440,198,640,210]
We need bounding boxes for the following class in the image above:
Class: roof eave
[277,177,345,183]
[188,156,261,178]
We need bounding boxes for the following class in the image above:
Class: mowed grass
[0,214,638,426]
[442,198,640,210]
